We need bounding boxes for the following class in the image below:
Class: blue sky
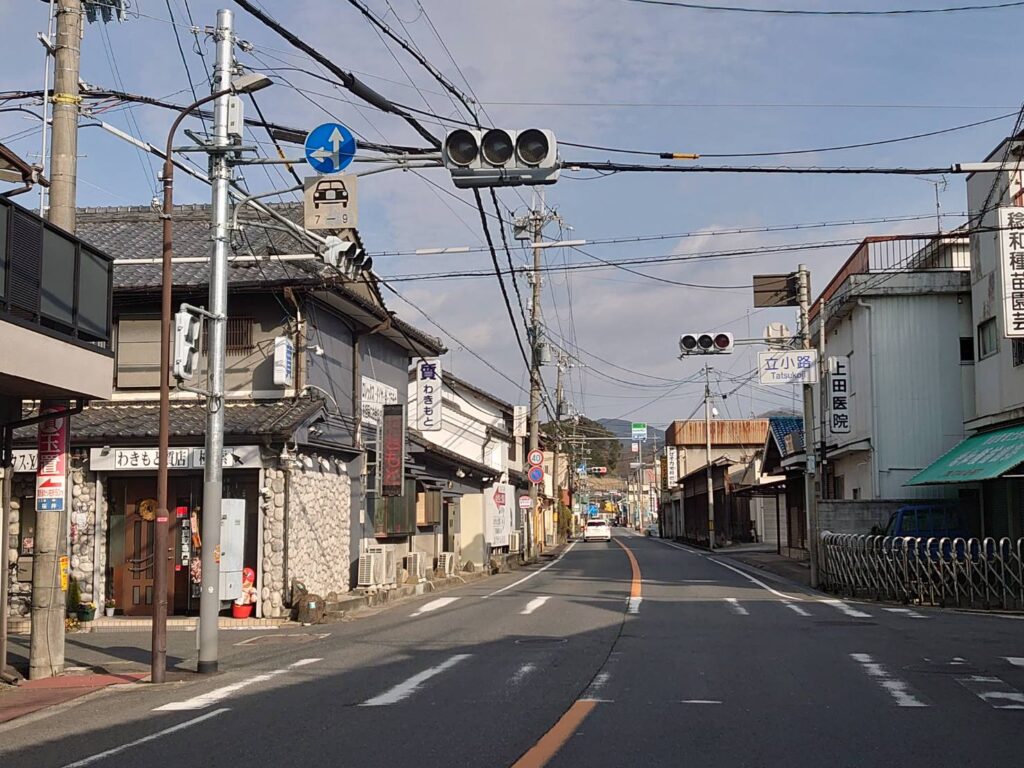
[1,0,1020,426]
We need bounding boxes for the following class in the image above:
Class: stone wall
[5,474,30,618]
[261,453,351,618]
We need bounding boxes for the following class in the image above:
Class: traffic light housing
[679,332,734,355]
[173,309,202,380]
[322,235,373,280]
[443,128,560,189]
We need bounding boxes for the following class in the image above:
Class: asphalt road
[2,530,1023,767]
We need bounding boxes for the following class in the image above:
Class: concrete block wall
[818,499,943,536]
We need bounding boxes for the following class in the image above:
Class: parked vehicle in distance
[879,503,968,540]
[584,519,612,542]
[644,523,659,537]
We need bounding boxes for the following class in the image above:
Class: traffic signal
[173,309,202,380]
[679,332,734,355]
[323,235,373,280]
[443,128,560,189]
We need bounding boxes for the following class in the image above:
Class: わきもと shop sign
[415,358,442,432]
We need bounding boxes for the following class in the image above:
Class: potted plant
[104,597,116,617]
[66,576,81,617]
[77,601,97,622]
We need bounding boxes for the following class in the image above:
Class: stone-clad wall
[5,475,31,618]
[261,453,351,618]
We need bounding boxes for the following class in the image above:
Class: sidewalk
[0,671,147,725]
[717,544,812,588]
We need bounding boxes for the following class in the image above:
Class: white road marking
[724,598,749,616]
[289,658,323,668]
[510,663,537,686]
[154,670,287,711]
[581,671,613,701]
[882,607,926,619]
[409,596,460,618]
[956,675,1024,709]
[850,653,928,708]
[61,709,230,767]
[1007,657,1024,668]
[706,557,806,601]
[484,542,577,598]
[520,596,552,615]
[627,596,642,614]
[783,601,811,617]
[824,599,872,619]
[361,654,471,707]
[681,699,722,705]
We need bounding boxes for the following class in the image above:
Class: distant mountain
[598,418,666,446]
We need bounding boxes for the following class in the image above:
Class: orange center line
[613,537,643,600]
[510,699,598,768]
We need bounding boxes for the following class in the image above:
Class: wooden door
[123,502,156,615]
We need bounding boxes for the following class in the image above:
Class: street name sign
[304,122,357,174]
[758,350,819,385]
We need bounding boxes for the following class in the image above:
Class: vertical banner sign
[828,356,851,435]
[380,403,406,497]
[415,357,442,431]
[665,446,679,487]
[513,405,528,438]
[272,336,294,387]
[36,403,68,512]
[999,207,1024,338]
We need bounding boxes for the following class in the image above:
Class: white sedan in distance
[583,519,612,542]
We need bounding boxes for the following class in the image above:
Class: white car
[584,519,612,542]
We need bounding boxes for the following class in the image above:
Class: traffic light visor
[445,129,478,166]
[516,129,549,166]
[482,129,514,166]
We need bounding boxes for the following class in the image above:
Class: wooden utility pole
[47,0,82,231]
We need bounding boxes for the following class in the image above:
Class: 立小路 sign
[758,350,819,386]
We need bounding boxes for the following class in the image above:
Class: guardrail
[821,533,1024,611]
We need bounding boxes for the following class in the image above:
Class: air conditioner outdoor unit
[438,551,456,577]
[357,552,382,587]
[382,545,398,587]
[509,531,522,554]
[404,552,426,583]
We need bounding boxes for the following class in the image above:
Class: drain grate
[236,633,330,646]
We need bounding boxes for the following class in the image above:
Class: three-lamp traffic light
[443,128,560,189]
[679,332,735,355]
[323,235,373,279]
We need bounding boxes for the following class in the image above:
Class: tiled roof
[14,398,324,444]
[768,416,804,457]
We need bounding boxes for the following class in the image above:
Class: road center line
[361,654,472,707]
[61,708,230,767]
[409,596,460,617]
[484,542,577,598]
[510,699,598,768]
[613,538,643,611]
[521,596,552,615]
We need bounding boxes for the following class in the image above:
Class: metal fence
[822,534,1024,611]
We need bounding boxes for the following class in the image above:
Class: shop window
[1013,339,1024,367]
[978,317,999,360]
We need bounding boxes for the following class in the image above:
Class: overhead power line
[231,0,441,148]
[565,161,976,175]
[624,0,1024,15]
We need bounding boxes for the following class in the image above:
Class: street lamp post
[154,65,271,683]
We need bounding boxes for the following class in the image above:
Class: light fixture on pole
[155,43,272,682]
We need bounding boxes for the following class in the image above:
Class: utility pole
[47,0,82,232]
[798,264,820,588]
[28,0,82,680]
[198,8,235,675]
[553,355,566,544]
[525,198,548,560]
[704,362,715,551]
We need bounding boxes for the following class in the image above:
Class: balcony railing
[0,196,113,353]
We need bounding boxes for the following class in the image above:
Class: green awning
[907,424,1024,485]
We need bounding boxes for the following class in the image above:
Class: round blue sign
[305,122,357,174]
[528,466,544,484]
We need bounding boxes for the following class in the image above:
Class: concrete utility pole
[526,203,545,559]
[47,0,82,232]
[797,264,820,588]
[29,0,82,680]
[704,362,715,551]
[198,8,235,675]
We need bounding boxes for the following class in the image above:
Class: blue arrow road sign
[305,122,357,174]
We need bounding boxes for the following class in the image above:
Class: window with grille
[202,317,254,355]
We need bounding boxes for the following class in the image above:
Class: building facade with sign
[807,232,973,507]
[908,131,1024,541]
[5,203,445,622]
